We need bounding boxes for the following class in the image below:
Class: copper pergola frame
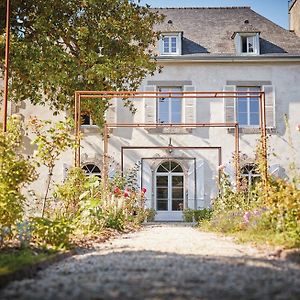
[74,91,268,189]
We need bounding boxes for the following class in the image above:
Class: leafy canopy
[0,0,163,124]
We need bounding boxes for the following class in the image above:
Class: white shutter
[223,85,236,123]
[269,164,284,178]
[144,86,156,124]
[224,163,235,184]
[262,85,275,128]
[63,163,71,180]
[183,86,196,127]
[255,33,260,54]
[187,162,195,210]
[196,159,204,209]
[234,33,241,54]
[105,98,117,125]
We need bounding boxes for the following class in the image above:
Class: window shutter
[223,85,236,123]
[158,36,164,55]
[63,163,71,180]
[178,32,182,55]
[262,85,275,128]
[255,33,260,54]
[234,33,241,54]
[187,162,195,210]
[144,86,157,124]
[196,159,204,209]
[105,98,117,125]
[183,86,196,127]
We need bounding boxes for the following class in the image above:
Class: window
[241,164,260,188]
[81,112,95,127]
[241,36,255,53]
[159,33,182,55]
[236,87,260,126]
[234,33,260,55]
[82,164,101,178]
[158,87,182,124]
[156,161,184,211]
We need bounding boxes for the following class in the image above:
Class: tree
[0,0,163,125]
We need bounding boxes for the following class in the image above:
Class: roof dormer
[232,21,260,55]
[159,31,183,56]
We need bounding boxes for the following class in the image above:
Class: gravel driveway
[1,223,300,300]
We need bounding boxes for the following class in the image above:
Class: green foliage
[28,117,77,216]
[0,248,55,276]
[144,208,157,222]
[28,117,77,171]
[0,0,164,126]
[31,217,74,249]
[204,138,300,248]
[183,209,212,222]
[194,209,213,222]
[0,116,37,244]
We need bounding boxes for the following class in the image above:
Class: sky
[138,0,291,29]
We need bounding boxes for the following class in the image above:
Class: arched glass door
[156,161,184,212]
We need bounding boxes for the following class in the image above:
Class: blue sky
[138,0,291,29]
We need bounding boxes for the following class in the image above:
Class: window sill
[227,127,276,134]
[80,125,100,134]
[145,127,193,134]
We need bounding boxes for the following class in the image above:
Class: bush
[0,116,37,245]
[31,217,73,249]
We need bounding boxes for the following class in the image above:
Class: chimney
[289,0,300,36]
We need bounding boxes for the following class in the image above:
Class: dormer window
[233,32,260,55]
[159,32,182,56]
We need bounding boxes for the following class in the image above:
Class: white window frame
[159,32,182,56]
[235,33,260,55]
[82,163,101,178]
[236,86,260,128]
[80,112,98,128]
[157,87,182,124]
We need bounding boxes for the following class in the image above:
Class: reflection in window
[81,112,93,126]
[82,164,101,178]
[162,36,178,54]
[158,87,182,124]
[237,87,260,126]
[241,164,260,188]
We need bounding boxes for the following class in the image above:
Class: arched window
[157,161,183,173]
[241,163,260,187]
[82,164,101,178]
[156,161,184,212]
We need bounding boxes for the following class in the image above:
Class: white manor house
[3,3,300,221]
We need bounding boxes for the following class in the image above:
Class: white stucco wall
[11,60,300,218]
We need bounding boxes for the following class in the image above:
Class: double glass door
[156,174,184,211]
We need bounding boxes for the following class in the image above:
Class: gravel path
[1,223,300,300]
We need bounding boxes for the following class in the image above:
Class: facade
[3,6,300,221]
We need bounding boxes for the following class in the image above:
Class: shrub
[30,217,74,249]
[0,116,37,245]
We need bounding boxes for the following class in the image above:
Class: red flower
[124,190,130,197]
[141,187,147,194]
[114,187,121,195]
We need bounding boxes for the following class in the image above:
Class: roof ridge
[151,6,251,10]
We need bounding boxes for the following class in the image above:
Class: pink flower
[141,187,147,194]
[124,190,130,198]
[243,211,251,224]
[218,164,225,171]
[114,187,121,195]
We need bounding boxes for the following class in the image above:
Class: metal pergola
[74,90,268,189]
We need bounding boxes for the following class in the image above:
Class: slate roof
[152,7,300,56]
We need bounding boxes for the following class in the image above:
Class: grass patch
[0,248,57,276]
